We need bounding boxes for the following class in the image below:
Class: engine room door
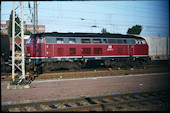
[128,45,134,56]
[46,44,54,57]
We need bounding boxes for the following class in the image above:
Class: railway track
[1,64,169,82]
[1,60,169,82]
[1,89,169,112]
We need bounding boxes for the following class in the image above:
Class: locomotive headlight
[27,53,30,56]
[25,47,30,56]
[25,53,30,56]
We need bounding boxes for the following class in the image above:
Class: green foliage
[101,28,109,34]
[127,25,142,35]
[8,10,21,38]
[24,30,32,35]
[124,73,129,75]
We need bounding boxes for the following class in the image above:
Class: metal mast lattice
[11,1,26,85]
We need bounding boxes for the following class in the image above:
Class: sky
[1,0,169,37]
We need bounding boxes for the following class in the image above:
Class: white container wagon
[139,36,170,60]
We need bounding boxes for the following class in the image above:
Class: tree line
[2,10,32,38]
[101,25,142,35]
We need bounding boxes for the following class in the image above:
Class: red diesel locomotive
[25,32,150,72]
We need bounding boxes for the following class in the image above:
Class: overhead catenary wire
[82,2,168,15]
[2,3,169,24]
[24,7,168,20]
[1,1,169,37]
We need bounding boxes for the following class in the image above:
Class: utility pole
[9,2,29,88]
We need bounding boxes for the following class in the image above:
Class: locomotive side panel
[26,36,149,59]
[134,44,148,55]
[53,44,78,57]
[46,44,54,57]
[52,44,129,58]
[112,45,128,56]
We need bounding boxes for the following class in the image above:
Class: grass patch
[124,73,129,75]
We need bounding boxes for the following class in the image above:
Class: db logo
[107,45,113,51]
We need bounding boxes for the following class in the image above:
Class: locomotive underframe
[25,56,151,75]
[2,56,150,74]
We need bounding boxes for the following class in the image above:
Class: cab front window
[25,38,33,45]
[37,37,44,44]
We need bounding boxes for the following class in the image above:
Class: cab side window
[103,39,107,44]
[56,38,64,44]
[117,39,123,44]
[123,39,127,44]
[127,39,135,45]
[45,38,56,44]
[25,38,33,44]
[108,39,116,44]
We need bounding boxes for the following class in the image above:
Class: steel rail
[1,89,169,112]
[1,64,169,81]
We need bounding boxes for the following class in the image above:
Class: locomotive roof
[31,32,143,39]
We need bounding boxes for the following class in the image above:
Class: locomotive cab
[134,38,148,56]
[25,37,33,57]
[25,35,45,57]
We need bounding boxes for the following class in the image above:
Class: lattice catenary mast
[11,1,26,85]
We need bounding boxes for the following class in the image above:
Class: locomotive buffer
[8,2,30,89]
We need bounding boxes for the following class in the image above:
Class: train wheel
[36,65,43,74]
